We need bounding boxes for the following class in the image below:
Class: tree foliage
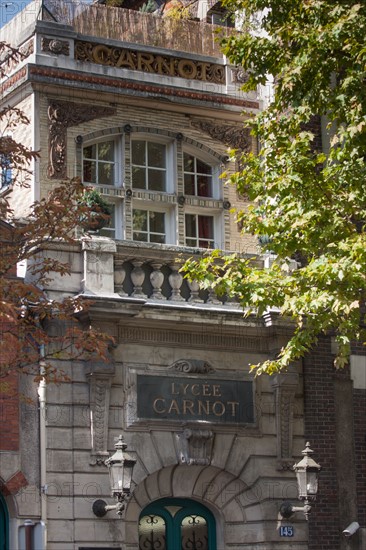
[0,43,112,389]
[183,0,366,374]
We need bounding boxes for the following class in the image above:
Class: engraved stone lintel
[170,359,214,374]
[271,372,299,461]
[177,429,214,466]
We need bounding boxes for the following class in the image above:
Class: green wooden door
[0,494,9,550]
[139,498,217,550]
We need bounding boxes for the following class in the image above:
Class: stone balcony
[81,237,264,310]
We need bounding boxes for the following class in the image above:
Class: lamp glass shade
[106,436,136,497]
[296,469,319,500]
[294,442,321,502]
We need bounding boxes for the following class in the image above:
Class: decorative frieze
[42,37,70,56]
[48,100,115,179]
[75,40,226,85]
[191,120,252,151]
[119,326,269,352]
[177,428,214,465]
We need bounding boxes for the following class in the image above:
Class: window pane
[196,159,211,175]
[198,215,214,248]
[181,515,208,550]
[148,169,165,191]
[133,209,148,232]
[186,238,196,247]
[100,205,116,237]
[149,211,165,234]
[148,142,166,168]
[132,140,146,165]
[83,160,96,183]
[184,153,194,172]
[98,163,114,185]
[184,174,195,196]
[150,233,166,244]
[185,214,196,238]
[139,515,166,550]
[83,144,96,160]
[133,167,147,189]
[197,175,212,197]
[98,141,114,161]
[133,232,148,242]
[198,215,213,239]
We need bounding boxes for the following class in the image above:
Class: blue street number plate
[280,526,294,537]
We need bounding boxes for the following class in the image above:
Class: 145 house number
[280,526,294,537]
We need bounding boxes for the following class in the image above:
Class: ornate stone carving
[177,429,214,465]
[48,101,115,179]
[42,37,70,56]
[231,67,250,84]
[191,120,251,151]
[270,373,299,465]
[86,349,116,466]
[170,359,214,374]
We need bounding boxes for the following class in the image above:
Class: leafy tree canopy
[183,0,366,374]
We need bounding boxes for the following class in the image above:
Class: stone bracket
[86,356,116,466]
[177,428,214,465]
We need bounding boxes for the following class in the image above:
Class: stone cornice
[28,65,260,109]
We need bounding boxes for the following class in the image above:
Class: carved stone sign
[75,41,226,85]
[137,374,254,424]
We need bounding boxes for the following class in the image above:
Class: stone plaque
[137,374,254,424]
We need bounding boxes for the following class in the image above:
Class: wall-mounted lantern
[92,435,136,518]
[280,442,321,520]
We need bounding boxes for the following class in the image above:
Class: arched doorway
[0,493,9,550]
[138,498,216,549]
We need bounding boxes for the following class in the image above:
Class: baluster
[207,288,221,305]
[114,261,127,296]
[131,260,147,298]
[188,280,203,303]
[150,262,165,300]
[168,264,185,302]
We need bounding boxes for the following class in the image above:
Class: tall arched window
[0,494,9,550]
[138,498,217,550]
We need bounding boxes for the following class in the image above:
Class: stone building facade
[0,1,365,549]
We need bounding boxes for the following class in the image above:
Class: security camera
[342,522,360,538]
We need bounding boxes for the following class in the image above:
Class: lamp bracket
[92,496,127,518]
[280,500,312,521]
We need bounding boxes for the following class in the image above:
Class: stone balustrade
[112,240,264,307]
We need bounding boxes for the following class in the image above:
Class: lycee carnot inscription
[75,41,226,84]
[137,375,254,424]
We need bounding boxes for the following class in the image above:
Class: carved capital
[271,373,299,461]
[177,429,214,465]
[191,120,251,151]
[48,100,115,179]
[170,359,214,374]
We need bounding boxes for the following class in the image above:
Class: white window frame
[182,145,222,200]
[132,201,177,245]
[82,136,123,188]
[131,135,176,194]
[184,208,222,249]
